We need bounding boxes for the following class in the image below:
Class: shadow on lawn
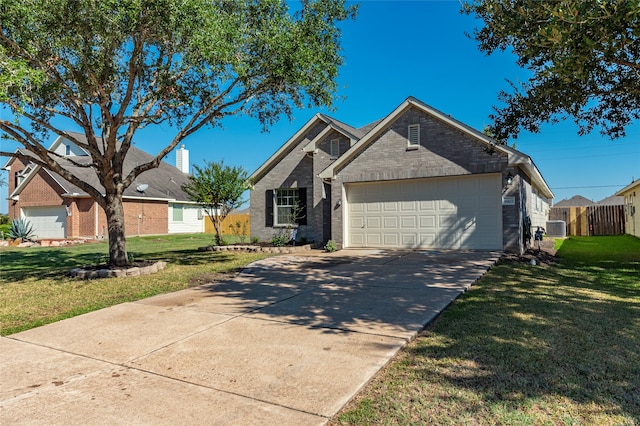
[406,260,640,421]
[0,246,240,283]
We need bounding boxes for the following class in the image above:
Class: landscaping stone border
[70,261,167,279]
[198,244,313,254]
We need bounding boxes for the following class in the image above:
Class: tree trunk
[104,194,129,267]
[213,214,223,246]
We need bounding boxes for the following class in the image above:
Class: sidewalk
[1,249,500,425]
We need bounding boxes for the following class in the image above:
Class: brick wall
[93,199,168,238]
[332,106,513,250]
[250,121,325,243]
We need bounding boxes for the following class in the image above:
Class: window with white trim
[275,188,299,225]
[330,138,340,159]
[172,204,183,222]
[408,124,420,148]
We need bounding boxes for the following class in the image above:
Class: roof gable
[615,178,640,196]
[318,97,513,180]
[249,114,330,183]
[7,132,192,202]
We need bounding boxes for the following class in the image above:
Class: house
[553,195,594,207]
[249,97,553,253]
[616,178,640,238]
[3,133,203,239]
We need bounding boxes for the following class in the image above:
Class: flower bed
[197,244,312,254]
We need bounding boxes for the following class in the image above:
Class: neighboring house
[616,178,640,238]
[553,195,594,207]
[3,133,203,239]
[596,194,624,206]
[249,96,553,253]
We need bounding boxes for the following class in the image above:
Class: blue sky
[2,0,639,213]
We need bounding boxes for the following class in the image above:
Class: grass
[0,233,270,335]
[332,235,640,425]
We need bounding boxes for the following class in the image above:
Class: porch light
[506,172,514,186]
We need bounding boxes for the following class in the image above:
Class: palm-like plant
[8,218,36,241]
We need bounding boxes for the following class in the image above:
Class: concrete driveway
[1,249,500,425]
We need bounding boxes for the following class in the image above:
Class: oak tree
[463,0,640,141]
[0,0,356,266]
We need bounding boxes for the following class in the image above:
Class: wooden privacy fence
[549,205,625,236]
[204,213,250,237]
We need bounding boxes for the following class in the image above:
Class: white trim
[250,114,329,182]
[94,201,99,238]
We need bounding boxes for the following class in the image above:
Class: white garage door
[22,207,67,239]
[346,174,502,250]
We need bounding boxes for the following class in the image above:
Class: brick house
[249,97,553,253]
[3,132,203,239]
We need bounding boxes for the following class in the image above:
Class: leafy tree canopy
[0,0,356,265]
[182,160,249,246]
[463,0,640,141]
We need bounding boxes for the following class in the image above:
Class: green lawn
[0,233,271,335]
[333,235,640,425]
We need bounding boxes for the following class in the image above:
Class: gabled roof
[553,195,595,207]
[6,131,192,202]
[317,97,554,199]
[597,195,624,206]
[249,113,330,183]
[615,178,640,196]
[249,96,554,200]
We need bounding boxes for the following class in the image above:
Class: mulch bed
[501,238,559,266]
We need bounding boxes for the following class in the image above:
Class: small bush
[324,240,337,252]
[251,236,259,244]
[0,214,10,225]
[271,234,289,247]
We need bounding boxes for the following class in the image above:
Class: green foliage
[7,218,35,241]
[0,214,10,225]
[271,233,289,247]
[182,160,249,246]
[463,1,640,140]
[336,236,640,423]
[324,240,337,252]
[0,0,356,265]
[228,219,249,243]
[251,236,259,244]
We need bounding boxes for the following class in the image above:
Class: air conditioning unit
[546,220,566,238]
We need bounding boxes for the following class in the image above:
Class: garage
[346,174,502,250]
[22,207,67,239]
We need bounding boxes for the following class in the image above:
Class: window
[330,139,340,159]
[276,188,299,225]
[172,204,183,222]
[265,188,307,227]
[65,145,71,156]
[408,124,420,148]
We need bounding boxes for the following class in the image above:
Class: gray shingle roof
[553,195,595,207]
[20,131,191,202]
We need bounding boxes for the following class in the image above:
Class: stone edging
[70,261,167,279]
[198,244,313,254]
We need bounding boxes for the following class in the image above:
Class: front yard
[3,233,639,423]
[0,234,271,335]
[333,235,640,424]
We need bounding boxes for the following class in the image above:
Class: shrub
[271,234,289,247]
[324,240,337,252]
[251,236,259,244]
[8,218,36,241]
